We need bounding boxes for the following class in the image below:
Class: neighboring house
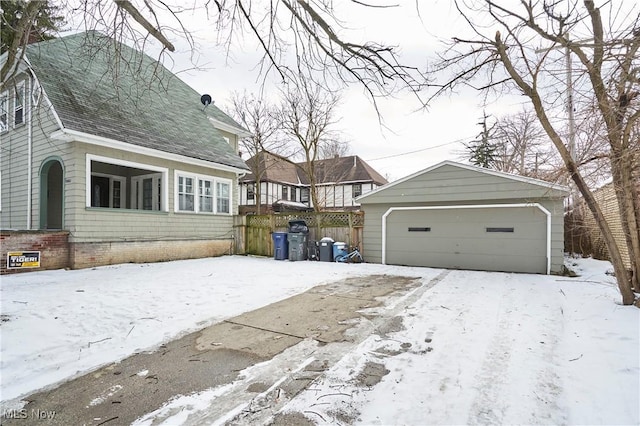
[357,161,569,274]
[0,31,250,269]
[572,181,638,269]
[238,151,387,214]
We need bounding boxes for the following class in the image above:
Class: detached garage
[357,161,569,274]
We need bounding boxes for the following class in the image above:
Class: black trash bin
[287,220,309,261]
[318,237,334,262]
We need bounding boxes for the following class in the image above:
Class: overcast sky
[141,0,534,182]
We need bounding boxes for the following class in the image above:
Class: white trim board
[381,203,552,275]
[358,160,569,202]
[53,129,248,175]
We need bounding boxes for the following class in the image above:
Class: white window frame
[91,172,126,208]
[301,187,310,203]
[0,91,8,132]
[131,173,163,211]
[216,180,231,214]
[199,178,214,213]
[86,154,168,211]
[14,81,25,127]
[175,170,232,215]
[246,183,255,202]
[353,183,362,198]
[177,174,196,212]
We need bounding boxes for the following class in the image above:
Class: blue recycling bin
[272,232,289,260]
[333,241,348,260]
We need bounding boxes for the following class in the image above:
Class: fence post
[233,215,247,254]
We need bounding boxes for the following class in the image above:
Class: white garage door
[385,205,548,274]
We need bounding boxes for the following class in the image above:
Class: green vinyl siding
[360,162,568,274]
[361,164,567,204]
[67,143,239,243]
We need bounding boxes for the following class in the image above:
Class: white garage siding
[382,204,550,274]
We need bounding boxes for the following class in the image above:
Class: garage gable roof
[357,160,569,203]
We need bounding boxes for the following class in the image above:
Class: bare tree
[227,91,288,214]
[432,1,640,304]
[280,79,340,212]
[3,1,427,105]
[318,138,351,160]
[492,108,557,178]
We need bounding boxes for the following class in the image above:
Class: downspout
[26,73,33,229]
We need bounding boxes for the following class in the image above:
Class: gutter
[50,128,249,175]
[381,203,552,275]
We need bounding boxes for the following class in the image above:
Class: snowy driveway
[1,255,638,425]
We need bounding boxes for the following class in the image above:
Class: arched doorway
[40,158,64,229]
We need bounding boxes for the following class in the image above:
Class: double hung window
[14,82,24,126]
[0,92,8,132]
[175,171,232,215]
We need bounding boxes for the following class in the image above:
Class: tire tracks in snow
[466,277,566,425]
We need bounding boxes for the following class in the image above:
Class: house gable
[24,31,248,172]
[358,161,569,204]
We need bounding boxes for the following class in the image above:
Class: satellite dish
[201,94,212,106]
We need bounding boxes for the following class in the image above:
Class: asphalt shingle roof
[26,31,249,171]
[241,152,387,186]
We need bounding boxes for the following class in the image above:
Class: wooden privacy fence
[234,212,364,257]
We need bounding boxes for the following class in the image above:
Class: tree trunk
[256,181,262,215]
[494,30,636,305]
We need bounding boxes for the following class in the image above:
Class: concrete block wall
[1,231,70,274]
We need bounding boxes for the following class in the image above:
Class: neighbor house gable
[241,151,301,185]
[357,160,569,204]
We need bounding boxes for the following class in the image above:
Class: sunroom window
[87,155,167,211]
[217,181,230,213]
[175,171,232,214]
[178,176,195,211]
[199,179,214,213]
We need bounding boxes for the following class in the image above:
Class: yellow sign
[7,251,41,268]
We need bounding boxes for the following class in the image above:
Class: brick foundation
[1,231,234,273]
[69,239,234,269]
[1,230,70,274]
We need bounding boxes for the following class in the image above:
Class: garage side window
[486,227,514,233]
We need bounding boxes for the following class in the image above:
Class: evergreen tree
[464,112,498,168]
[1,0,64,54]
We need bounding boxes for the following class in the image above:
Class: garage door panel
[388,237,543,257]
[388,249,546,273]
[385,207,546,274]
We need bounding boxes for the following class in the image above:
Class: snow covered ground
[1,255,638,425]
